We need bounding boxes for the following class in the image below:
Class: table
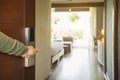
[63,41,72,53]
[63,45,69,55]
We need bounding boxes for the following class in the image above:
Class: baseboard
[104,73,107,80]
[104,72,110,80]
[98,61,104,70]
[44,72,53,80]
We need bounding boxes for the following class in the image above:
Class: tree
[69,13,80,23]
[54,17,60,24]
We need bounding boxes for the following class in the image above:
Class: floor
[48,40,104,80]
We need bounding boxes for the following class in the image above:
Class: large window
[51,11,90,41]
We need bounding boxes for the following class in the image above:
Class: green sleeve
[0,31,28,56]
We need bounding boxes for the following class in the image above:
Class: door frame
[104,0,118,80]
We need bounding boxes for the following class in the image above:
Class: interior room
[0,0,119,80]
[49,2,104,80]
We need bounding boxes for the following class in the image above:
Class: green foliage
[69,13,80,23]
[54,17,60,24]
[64,29,83,39]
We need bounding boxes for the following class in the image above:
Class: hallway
[48,43,104,80]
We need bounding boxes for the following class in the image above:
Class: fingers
[21,46,38,58]
[34,49,38,54]
[22,54,31,58]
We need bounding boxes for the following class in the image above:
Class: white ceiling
[52,0,104,3]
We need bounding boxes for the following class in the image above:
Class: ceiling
[51,0,104,3]
[51,0,104,12]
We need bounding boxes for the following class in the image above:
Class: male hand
[21,46,37,58]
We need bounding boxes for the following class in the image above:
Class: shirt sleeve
[0,31,28,56]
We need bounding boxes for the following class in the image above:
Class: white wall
[96,7,103,37]
[106,0,114,79]
[90,7,97,37]
[35,0,51,80]
[90,7,103,38]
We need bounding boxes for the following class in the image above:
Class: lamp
[101,29,104,41]
[101,29,104,37]
[98,29,104,41]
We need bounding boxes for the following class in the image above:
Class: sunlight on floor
[49,45,104,80]
[49,11,104,80]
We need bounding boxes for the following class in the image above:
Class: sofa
[50,41,64,67]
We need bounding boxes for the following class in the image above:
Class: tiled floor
[48,42,104,80]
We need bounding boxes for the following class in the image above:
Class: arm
[0,31,37,58]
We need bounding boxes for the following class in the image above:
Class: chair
[62,37,73,43]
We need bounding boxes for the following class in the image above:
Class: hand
[21,46,38,58]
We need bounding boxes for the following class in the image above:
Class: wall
[35,0,51,80]
[106,0,114,79]
[96,7,103,37]
[90,7,103,38]
[90,7,97,37]
[118,0,120,80]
